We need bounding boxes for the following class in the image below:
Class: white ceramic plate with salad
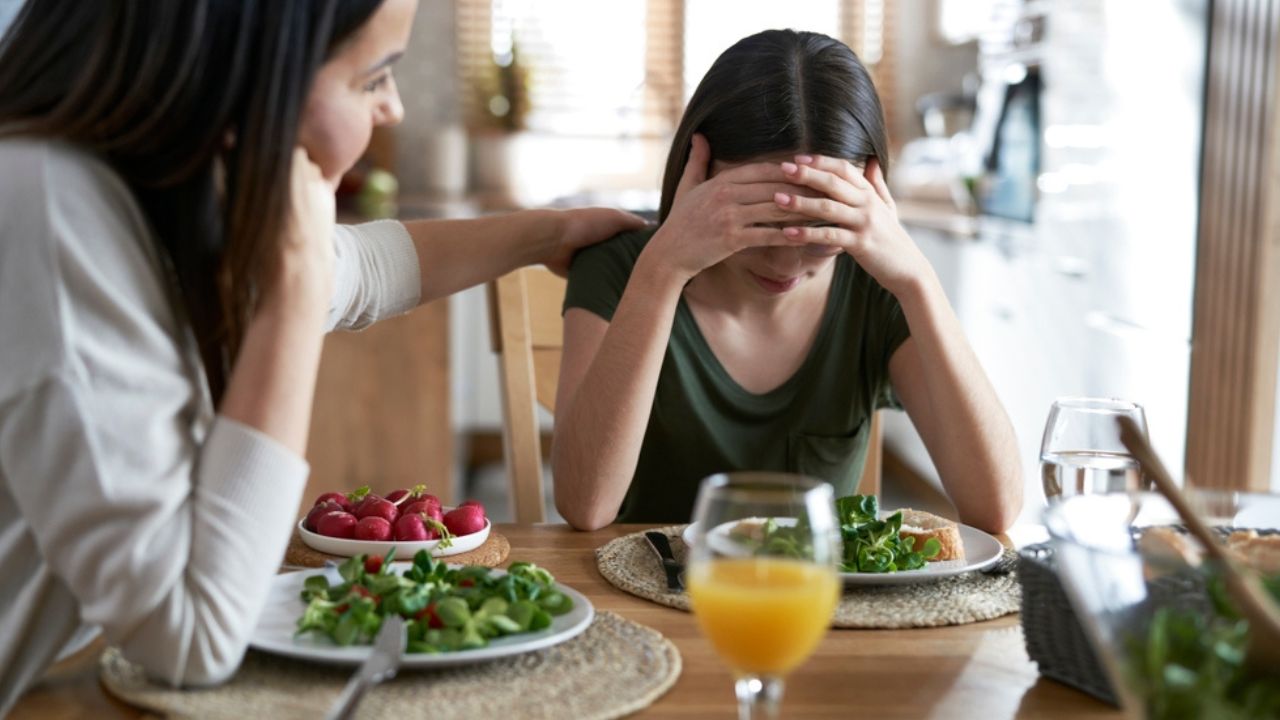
[681,519,1004,586]
[251,563,594,667]
[297,516,491,560]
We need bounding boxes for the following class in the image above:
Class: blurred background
[4,1,1276,524]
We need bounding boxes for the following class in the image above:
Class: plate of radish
[298,485,491,560]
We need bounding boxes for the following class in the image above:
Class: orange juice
[686,557,839,675]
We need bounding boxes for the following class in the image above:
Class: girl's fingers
[675,133,711,198]
[729,181,820,204]
[794,154,874,192]
[732,226,815,249]
[772,192,868,229]
[738,200,821,226]
[779,160,866,208]
[865,158,895,210]
[781,223,859,250]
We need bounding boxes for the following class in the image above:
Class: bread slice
[896,508,964,561]
[1227,530,1280,575]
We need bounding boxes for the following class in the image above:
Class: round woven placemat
[597,525,1021,629]
[99,610,680,720]
[283,530,510,568]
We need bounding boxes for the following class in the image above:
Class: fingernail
[774,192,791,206]
[781,162,799,175]
[783,227,801,237]
[795,155,814,164]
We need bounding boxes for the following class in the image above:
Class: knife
[644,531,685,592]
[325,614,404,720]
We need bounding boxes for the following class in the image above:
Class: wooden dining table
[12,524,1121,719]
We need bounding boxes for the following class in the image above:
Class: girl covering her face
[553,29,1022,535]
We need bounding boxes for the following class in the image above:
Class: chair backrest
[487,267,565,523]
[487,266,884,522]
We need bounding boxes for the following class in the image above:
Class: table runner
[284,529,511,569]
[597,525,1021,629]
[99,611,680,720]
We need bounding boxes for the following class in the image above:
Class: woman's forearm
[220,294,327,455]
[552,258,685,530]
[895,271,1023,532]
[404,210,558,304]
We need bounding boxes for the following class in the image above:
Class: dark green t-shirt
[563,227,911,523]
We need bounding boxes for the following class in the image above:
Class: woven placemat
[284,530,510,568]
[597,525,1021,629]
[99,610,680,720]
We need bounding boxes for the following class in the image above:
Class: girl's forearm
[895,271,1023,531]
[552,257,685,530]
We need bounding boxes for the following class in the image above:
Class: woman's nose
[376,78,405,127]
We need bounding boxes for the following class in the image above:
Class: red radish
[316,511,358,539]
[364,555,384,574]
[305,500,343,531]
[394,512,443,542]
[443,505,487,536]
[384,488,412,505]
[459,499,484,512]
[355,516,392,542]
[352,492,383,515]
[313,492,353,512]
[356,497,398,524]
[402,499,442,523]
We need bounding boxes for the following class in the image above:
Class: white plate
[251,563,594,667]
[297,513,491,560]
[681,517,1004,586]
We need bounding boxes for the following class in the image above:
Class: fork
[325,615,404,720]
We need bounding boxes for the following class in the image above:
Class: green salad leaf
[751,494,941,574]
[295,550,572,653]
[1125,568,1280,719]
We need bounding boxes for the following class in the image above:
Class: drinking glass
[685,472,842,720]
[1040,397,1149,503]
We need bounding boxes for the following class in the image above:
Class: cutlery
[325,615,404,720]
[644,531,685,592]
[1118,415,1280,671]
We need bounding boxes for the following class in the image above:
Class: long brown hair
[0,0,384,400]
[659,29,890,221]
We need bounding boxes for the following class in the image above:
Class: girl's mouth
[748,271,802,294]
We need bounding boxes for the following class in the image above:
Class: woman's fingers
[780,223,859,252]
[728,181,820,205]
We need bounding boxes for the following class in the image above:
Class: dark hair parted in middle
[659,29,889,221]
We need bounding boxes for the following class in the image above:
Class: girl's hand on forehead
[647,134,818,282]
[771,154,928,297]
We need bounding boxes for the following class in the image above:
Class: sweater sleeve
[327,220,422,331]
[0,140,310,687]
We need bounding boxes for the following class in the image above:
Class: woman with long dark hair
[553,30,1021,531]
[0,0,641,709]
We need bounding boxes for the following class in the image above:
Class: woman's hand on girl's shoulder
[543,207,648,277]
[643,134,814,283]
[773,155,932,297]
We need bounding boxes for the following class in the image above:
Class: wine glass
[685,472,842,719]
[1040,397,1149,503]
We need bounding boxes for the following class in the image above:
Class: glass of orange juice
[686,472,841,719]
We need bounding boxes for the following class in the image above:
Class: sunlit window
[458,0,888,138]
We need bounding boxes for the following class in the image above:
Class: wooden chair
[487,267,566,524]
[488,266,884,522]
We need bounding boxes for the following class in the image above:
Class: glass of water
[1040,397,1148,502]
